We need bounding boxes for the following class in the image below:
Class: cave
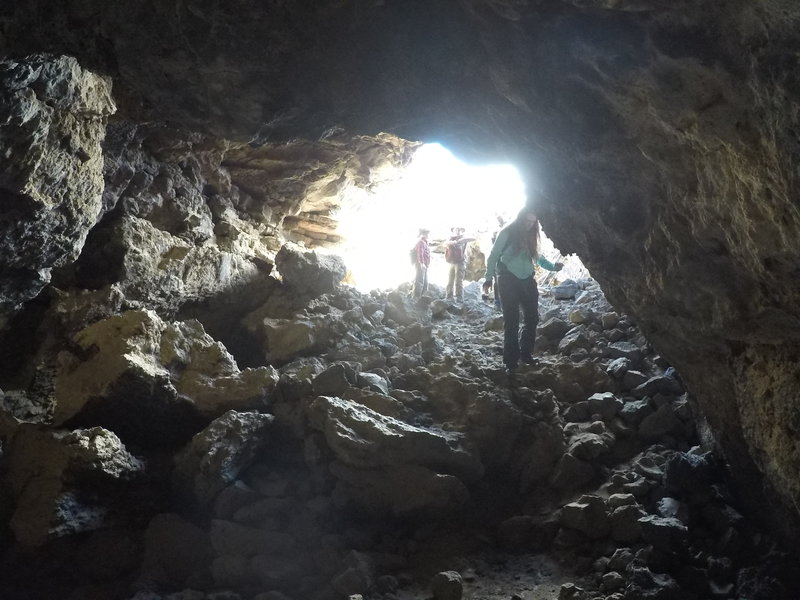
[2,1,800,599]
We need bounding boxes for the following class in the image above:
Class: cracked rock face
[0,55,114,321]
[54,310,279,448]
[2,0,800,590]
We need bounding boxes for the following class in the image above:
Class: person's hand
[554,262,564,271]
[482,280,492,294]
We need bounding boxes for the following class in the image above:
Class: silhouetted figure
[412,228,430,299]
[444,226,475,301]
[483,207,563,373]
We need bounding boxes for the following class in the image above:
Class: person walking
[482,206,563,373]
[412,228,431,299]
[444,227,474,301]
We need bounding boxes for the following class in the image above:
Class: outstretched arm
[536,256,563,271]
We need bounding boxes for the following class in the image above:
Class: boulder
[552,280,579,300]
[6,426,143,547]
[431,570,463,600]
[274,242,346,296]
[632,374,685,398]
[550,453,595,491]
[638,404,684,441]
[54,310,278,448]
[606,342,643,362]
[609,504,645,542]
[306,396,483,482]
[638,515,689,554]
[538,317,572,340]
[606,357,631,378]
[173,411,274,505]
[587,392,624,421]
[560,494,610,539]
[558,328,591,355]
[0,55,114,318]
[663,451,715,495]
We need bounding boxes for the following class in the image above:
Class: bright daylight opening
[334,143,582,293]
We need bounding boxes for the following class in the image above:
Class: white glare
[335,144,528,292]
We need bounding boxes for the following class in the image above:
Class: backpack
[445,241,463,264]
[409,246,418,265]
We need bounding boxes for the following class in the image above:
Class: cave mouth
[333,143,580,291]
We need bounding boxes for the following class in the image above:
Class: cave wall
[2,0,800,532]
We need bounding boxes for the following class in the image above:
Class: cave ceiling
[3,0,800,531]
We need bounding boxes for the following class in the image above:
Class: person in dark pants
[412,228,431,298]
[482,206,563,373]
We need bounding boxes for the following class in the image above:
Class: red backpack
[445,241,464,264]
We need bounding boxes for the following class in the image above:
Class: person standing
[445,227,475,301]
[412,228,431,298]
[482,207,563,373]
[489,216,506,310]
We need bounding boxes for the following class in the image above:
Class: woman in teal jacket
[482,206,562,373]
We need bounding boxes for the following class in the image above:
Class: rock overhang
[2,0,800,538]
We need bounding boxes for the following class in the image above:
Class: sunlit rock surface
[54,310,278,447]
[0,55,114,321]
[2,0,800,597]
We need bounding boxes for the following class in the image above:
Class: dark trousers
[498,272,539,367]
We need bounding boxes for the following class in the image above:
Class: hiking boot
[521,353,538,365]
[504,362,518,375]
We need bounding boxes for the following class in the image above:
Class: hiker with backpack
[482,206,563,374]
[445,227,475,301]
[411,228,431,299]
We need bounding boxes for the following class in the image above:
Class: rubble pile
[0,249,794,599]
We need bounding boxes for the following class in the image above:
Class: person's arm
[484,229,509,285]
[536,255,564,271]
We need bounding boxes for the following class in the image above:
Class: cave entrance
[334,143,583,292]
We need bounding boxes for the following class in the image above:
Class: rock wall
[2,0,800,545]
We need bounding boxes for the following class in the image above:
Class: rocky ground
[0,246,797,600]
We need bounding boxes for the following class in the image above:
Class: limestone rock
[560,494,610,539]
[54,310,278,447]
[78,215,261,315]
[609,504,645,543]
[663,451,715,496]
[606,342,643,363]
[606,357,631,378]
[538,317,572,340]
[173,410,274,505]
[558,328,591,355]
[0,55,114,317]
[587,392,624,421]
[431,570,463,600]
[638,404,683,441]
[258,317,318,363]
[638,515,689,554]
[306,395,483,482]
[552,280,579,300]
[6,425,143,547]
[274,242,346,296]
